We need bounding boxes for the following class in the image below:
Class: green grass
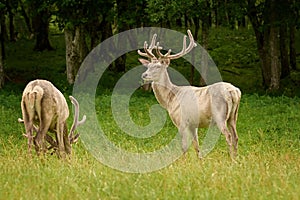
[1,91,300,200]
[1,27,300,199]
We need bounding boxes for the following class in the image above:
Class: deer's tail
[26,85,44,121]
[229,87,241,122]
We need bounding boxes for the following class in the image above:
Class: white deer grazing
[18,79,86,157]
[138,30,241,159]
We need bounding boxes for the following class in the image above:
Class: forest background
[0,0,299,95]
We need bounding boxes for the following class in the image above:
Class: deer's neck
[152,71,178,109]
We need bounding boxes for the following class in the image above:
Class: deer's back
[22,80,69,128]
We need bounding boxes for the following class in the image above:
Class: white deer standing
[18,79,86,157]
[138,30,241,159]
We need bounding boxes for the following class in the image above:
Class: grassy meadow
[1,92,300,200]
[1,28,300,199]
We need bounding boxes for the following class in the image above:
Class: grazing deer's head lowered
[138,30,241,159]
[18,79,86,158]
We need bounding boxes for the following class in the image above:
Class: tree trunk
[288,0,300,70]
[258,44,271,89]
[199,0,211,86]
[32,8,53,51]
[89,15,113,49]
[114,0,130,73]
[247,0,282,91]
[289,25,297,70]
[65,25,89,84]
[0,12,5,88]
[114,55,126,72]
[190,17,200,85]
[100,16,113,42]
[89,18,101,50]
[184,13,188,28]
[215,0,222,26]
[289,0,297,70]
[268,26,281,91]
[20,3,34,39]
[0,46,4,89]
[200,20,209,86]
[254,27,282,90]
[267,0,281,91]
[8,9,16,42]
[224,0,231,27]
[0,12,6,59]
[280,24,290,79]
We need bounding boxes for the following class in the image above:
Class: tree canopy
[0,0,299,92]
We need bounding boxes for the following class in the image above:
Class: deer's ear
[138,58,150,67]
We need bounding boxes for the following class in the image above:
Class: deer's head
[138,30,197,82]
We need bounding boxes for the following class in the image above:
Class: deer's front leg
[180,130,188,155]
[34,126,50,155]
[63,123,72,155]
[24,123,34,153]
[55,122,66,158]
[19,118,35,153]
[179,125,193,156]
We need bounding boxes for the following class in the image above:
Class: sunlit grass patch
[1,91,300,199]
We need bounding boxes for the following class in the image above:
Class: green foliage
[0,2,4,10]
[209,28,258,67]
[4,34,69,93]
[24,0,54,16]
[146,0,192,24]
[116,0,146,28]
[207,27,261,92]
[53,0,113,28]
[145,0,211,25]
[4,27,300,95]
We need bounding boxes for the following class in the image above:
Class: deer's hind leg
[191,128,202,159]
[216,121,233,156]
[212,101,234,158]
[228,104,239,157]
[21,102,35,153]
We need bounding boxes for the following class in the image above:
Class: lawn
[0,91,300,200]
[0,28,300,200]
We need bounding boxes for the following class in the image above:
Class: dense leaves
[0,0,299,91]
[54,0,112,28]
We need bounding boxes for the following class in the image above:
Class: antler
[137,33,158,60]
[69,96,86,144]
[138,30,197,61]
[159,30,197,60]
